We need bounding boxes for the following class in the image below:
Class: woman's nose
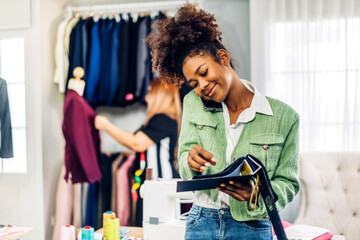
[199,79,209,92]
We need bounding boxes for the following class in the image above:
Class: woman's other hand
[94,115,110,131]
[217,180,256,202]
[187,144,216,172]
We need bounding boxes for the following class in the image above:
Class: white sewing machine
[140,179,194,240]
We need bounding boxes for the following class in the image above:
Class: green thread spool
[134,175,141,183]
[81,226,94,240]
[103,211,116,235]
[105,217,120,240]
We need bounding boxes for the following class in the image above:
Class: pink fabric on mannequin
[116,154,136,226]
[52,165,74,240]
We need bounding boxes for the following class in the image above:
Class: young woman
[94,77,181,179]
[146,4,300,240]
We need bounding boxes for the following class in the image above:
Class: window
[0,37,27,173]
[265,18,360,152]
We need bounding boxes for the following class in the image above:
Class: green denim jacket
[178,90,300,222]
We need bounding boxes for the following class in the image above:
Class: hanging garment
[97,19,116,105]
[125,15,141,105]
[61,17,80,93]
[0,78,13,158]
[86,18,103,105]
[140,114,180,179]
[107,18,124,106]
[62,89,102,183]
[52,165,73,240]
[81,17,95,84]
[53,16,73,93]
[135,16,151,101]
[100,152,118,214]
[116,153,136,226]
[85,180,100,229]
[66,19,85,92]
[111,153,125,212]
[115,17,131,106]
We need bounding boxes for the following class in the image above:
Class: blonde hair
[145,78,181,133]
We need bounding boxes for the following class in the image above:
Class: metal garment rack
[67,0,204,18]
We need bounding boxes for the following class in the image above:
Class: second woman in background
[94,77,181,179]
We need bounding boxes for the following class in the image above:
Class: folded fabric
[273,221,334,240]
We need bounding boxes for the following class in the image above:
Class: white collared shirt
[193,79,273,209]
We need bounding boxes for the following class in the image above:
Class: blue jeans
[185,205,273,240]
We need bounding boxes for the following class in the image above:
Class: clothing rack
[67,0,203,18]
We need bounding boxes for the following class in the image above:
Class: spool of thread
[103,211,116,235]
[146,167,153,180]
[81,226,94,240]
[60,225,75,240]
[105,217,120,240]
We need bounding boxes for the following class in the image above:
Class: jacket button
[198,125,203,130]
[262,145,269,150]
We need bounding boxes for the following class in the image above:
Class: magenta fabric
[273,221,334,240]
[313,233,334,240]
[62,89,102,183]
[116,154,136,226]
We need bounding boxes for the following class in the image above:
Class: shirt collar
[221,79,273,126]
[241,79,273,116]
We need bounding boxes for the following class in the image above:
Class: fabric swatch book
[177,154,288,240]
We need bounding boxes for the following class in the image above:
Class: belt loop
[197,205,203,217]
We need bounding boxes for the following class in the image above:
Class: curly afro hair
[146,3,229,86]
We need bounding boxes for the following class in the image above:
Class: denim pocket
[186,207,201,229]
[243,220,271,231]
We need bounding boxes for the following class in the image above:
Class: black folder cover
[176,154,287,240]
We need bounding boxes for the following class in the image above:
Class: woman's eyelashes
[188,68,208,88]
[201,69,208,77]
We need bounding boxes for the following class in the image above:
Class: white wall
[202,0,250,80]
[39,1,73,239]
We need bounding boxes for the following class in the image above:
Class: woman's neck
[224,76,253,113]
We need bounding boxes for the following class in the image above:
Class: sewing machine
[140,179,194,240]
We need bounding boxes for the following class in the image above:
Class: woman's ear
[217,49,230,66]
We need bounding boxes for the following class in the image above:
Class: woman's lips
[207,84,217,97]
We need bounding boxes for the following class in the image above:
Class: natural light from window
[0,37,27,173]
[266,18,360,152]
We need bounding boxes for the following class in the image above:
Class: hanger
[73,7,80,18]
[89,6,94,17]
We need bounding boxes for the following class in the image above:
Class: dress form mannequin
[67,67,85,96]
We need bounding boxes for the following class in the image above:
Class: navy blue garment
[81,17,95,85]
[0,79,13,158]
[140,13,165,103]
[85,181,100,229]
[134,16,151,101]
[115,17,131,106]
[100,153,118,214]
[125,16,141,106]
[97,19,112,105]
[140,16,153,103]
[103,18,116,105]
[66,19,85,92]
[107,18,124,106]
[86,18,103,105]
